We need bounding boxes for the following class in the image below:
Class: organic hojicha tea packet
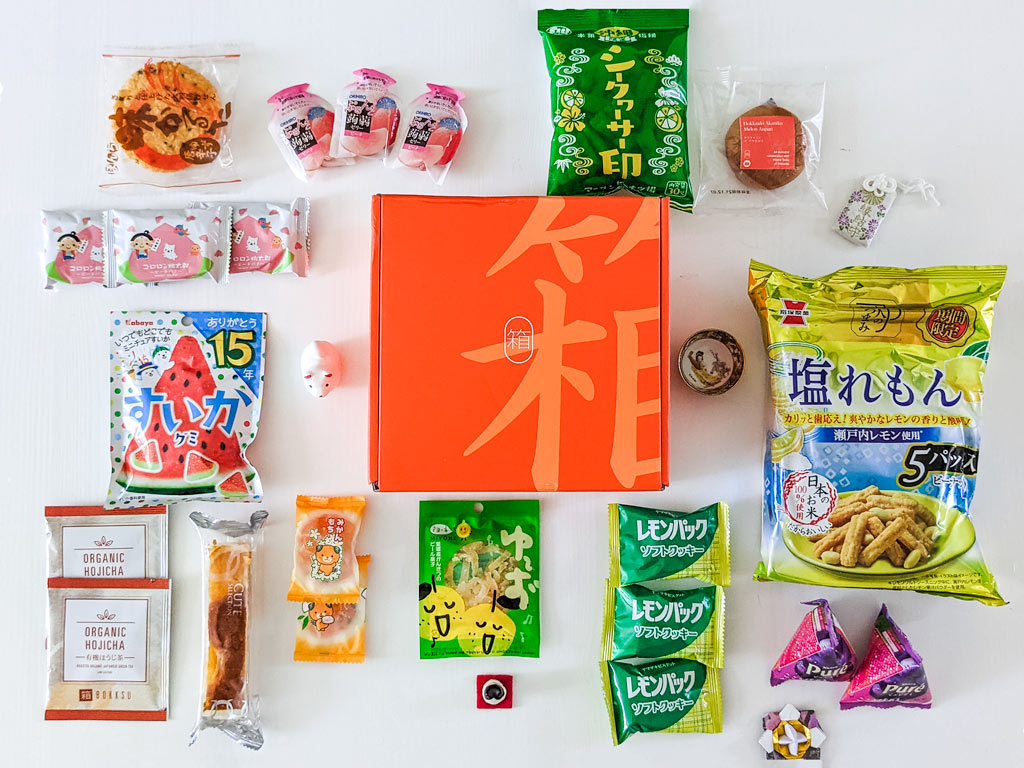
[45,505,167,578]
[538,9,692,210]
[45,578,171,720]
[610,502,731,587]
[602,582,724,668]
[601,657,722,744]
[418,500,540,659]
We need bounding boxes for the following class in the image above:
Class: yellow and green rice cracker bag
[748,260,1006,605]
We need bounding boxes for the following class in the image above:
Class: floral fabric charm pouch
[834,173,938,247]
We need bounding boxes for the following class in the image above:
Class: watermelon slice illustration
[217,471,249,498]
[119,335,253,495]
[184,450,218,484]
[129,439,162,473]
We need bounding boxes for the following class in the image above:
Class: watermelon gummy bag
[107,311,267,508]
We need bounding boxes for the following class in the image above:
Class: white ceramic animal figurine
[300,340,343,398]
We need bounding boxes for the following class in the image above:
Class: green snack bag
[538,9,693,210]
[602,657,723,744]
[602,582,725,667]
[610,502,731,586]
[418,500,540,659]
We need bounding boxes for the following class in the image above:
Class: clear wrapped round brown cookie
[725,100,806,190]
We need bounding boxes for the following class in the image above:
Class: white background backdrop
[2,0,1022,765]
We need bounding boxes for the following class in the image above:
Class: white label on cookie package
[63,598,149,683]
[62,525,147,578]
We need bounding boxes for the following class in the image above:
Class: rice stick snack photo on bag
[748,260,1006,604]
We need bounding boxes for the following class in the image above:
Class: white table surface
[2,0,1022,765]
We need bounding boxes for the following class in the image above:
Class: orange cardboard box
[370,195,670,492]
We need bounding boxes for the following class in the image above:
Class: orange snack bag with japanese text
[287,496,365,603]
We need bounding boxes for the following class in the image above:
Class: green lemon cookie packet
[602,582,725,668]
[418,500,540,659]
[601,657,723,744]
[609,502,731,587]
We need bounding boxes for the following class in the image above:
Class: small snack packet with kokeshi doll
[537,9,693,210]
[418,500,540,659]
[609,502,731,587]
[331,69,401,164]
[603,582,724,668]
[190,510,268,750]
[45,505,167,579]
[189,198,310,277]
[771,598,856,685]
[107,311,267,509]
[106,206,231,286]
[102,50,239,189]
[841,604,931,710]
[288,496,366,603]
[40,210,105,289]
[750,261,1006,604]
[45,577,170,721]
[295,555,370,663]
[601,657,723,744]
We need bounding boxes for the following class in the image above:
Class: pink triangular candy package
[771,598,856,685]
[840,604,931,709]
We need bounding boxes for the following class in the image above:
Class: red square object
[477,674,513,709]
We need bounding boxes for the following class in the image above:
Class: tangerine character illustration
[130,231,155,260]
[57,232,82,261]
[307,529,343,582]
[299,600,337,632]
[418,575,465,646]
[458,590,520,657]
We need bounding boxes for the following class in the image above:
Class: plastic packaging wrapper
[294,555,370,663]
[601,657,722,744]
[418,500,540,658]
[749,260,1005,604]
[693,67,826,213]
[267,84,335,180]
[602,582,724,667]
[330,69,400,164]
[538,9,692,210]
[190,510,268,749]
[102,49,239,189]
[287,496,366,603]
[393,84,466,185]
[840,604,931,709]
[770,598,856,685]
[610,502,731,587]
